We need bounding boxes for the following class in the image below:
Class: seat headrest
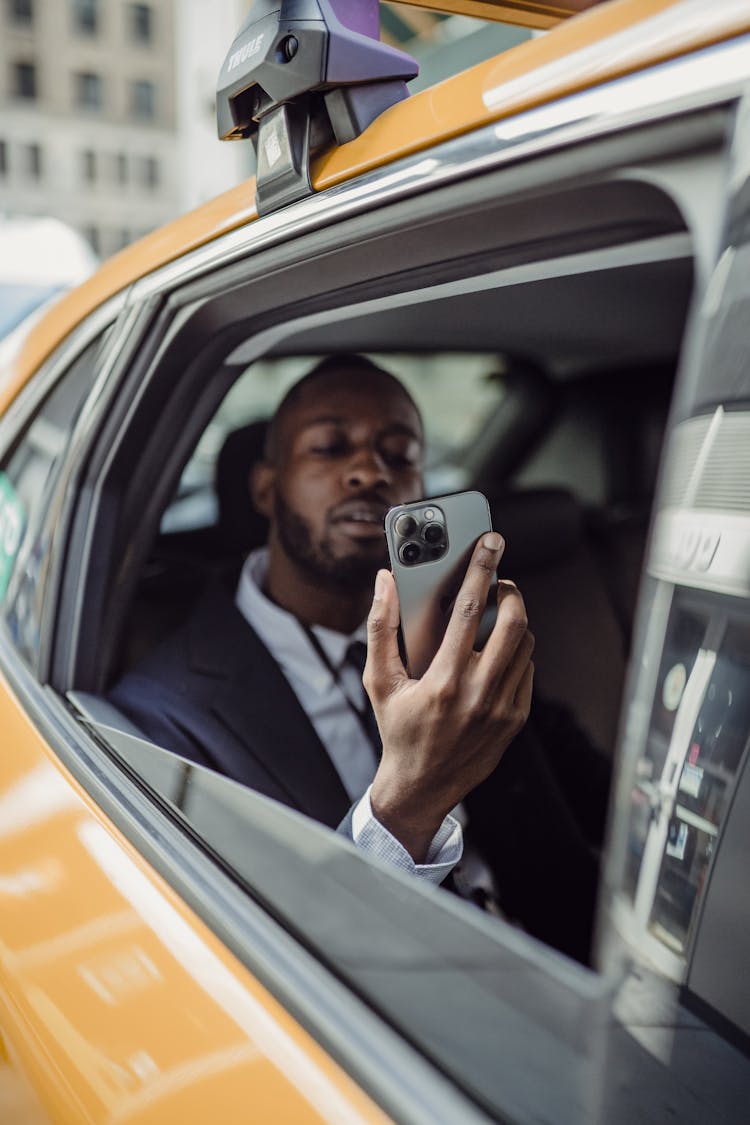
[489,488,583,573]
[215,419,270,553]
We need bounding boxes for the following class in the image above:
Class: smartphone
[385,490,496,677]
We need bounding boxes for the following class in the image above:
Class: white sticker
[666,821,689,861]
[662,662,687,712]
[679,763,704,799]
[264,127,282,168]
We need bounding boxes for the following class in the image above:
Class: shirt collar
[235,547,367,690]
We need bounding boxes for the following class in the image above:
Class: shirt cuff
[351,785,463,885]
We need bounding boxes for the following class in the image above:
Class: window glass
[81,148,96,183]
[72,0,97,34]
[141,154,158,189]
[130,79,155,120]
[13,60,37,100]
[8,0,34,24]
[75,70,102,110]
[130,2,152,43]
[25,142,41,179]
[0,333,108,663]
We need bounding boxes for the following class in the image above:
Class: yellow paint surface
[0,671,392,1124]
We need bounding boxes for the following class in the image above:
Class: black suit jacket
[110,584,352,828]
[111,583,609,963]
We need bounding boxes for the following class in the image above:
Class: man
[112,355,601,960]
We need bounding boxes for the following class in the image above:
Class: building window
[141,154,159,189]
[8,0,34,25]
[129,3,152,43]
[82,224,99,255]
[74,71,102,110]
[81,148,96,182]
[12,61,37,99]
[130,79,155,120]
[0,140,7,177]
[25,142,41,179]
[115,151,128,184]
[72,0,98,35]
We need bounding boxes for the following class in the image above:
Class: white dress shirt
[235,548,462,882]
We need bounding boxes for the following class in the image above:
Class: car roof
[3,0,749,410]
[388,0,602,31]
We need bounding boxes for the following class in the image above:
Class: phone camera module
[399,541,421,565]
[422,522,444,545]
[395,513,418,538]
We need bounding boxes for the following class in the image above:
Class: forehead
[284,371,423,436]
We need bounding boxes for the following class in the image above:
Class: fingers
[478,580,530,692]
[431,532,505,679]
[515,659,534,716]
[364,569,408,702]
[496,628,534,708]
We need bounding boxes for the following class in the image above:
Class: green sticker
[0,472,26,603]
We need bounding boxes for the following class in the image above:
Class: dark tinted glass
[0,334,106,665]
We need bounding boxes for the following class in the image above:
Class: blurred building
[0,2,530,261]
[0,0,246,259]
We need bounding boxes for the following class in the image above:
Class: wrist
[370,776,446,864]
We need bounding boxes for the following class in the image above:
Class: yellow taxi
[2,1,750,1121]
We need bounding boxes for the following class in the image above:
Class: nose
[344,444,392,490]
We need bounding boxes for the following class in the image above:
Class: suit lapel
[187,585,351,827]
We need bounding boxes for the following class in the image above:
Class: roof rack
[216,1,418,216]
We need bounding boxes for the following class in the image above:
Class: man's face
[261,370,424,590]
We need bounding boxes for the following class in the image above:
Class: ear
[251,460,275,518]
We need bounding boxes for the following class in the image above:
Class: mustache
[329,491,393,524]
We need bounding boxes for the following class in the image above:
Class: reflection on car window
[0,333,107,664]
[81,715,606,1125]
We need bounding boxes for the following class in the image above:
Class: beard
[274,493,387,591]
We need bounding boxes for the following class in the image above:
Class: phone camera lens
[422,522,444,545]
[395,514,418,538]
[399,541,421,565]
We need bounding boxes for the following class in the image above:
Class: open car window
[161,353,507,535]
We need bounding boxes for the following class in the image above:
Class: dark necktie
[345,640,382,757]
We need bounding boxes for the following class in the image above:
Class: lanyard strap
[299,623,381,754]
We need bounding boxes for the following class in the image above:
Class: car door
[604,88,750,1017]
[0,301,409,1123]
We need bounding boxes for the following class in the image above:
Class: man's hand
[365,532,534,863]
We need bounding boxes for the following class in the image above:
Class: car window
[0,332,108,665]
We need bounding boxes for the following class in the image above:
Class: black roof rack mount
[216,1,418,216]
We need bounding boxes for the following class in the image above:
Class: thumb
[364,569,408,703]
